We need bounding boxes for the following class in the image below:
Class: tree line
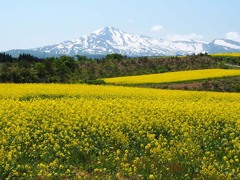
[0,53,221,83]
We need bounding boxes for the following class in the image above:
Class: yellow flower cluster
[103,69,240,84]
[211,53,240,57]
[0,84,240,179]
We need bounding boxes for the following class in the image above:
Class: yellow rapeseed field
[103,69,240,84]
[211,53,240,57]
[0,84,240,179]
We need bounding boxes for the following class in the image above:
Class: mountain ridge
[4,27,240,58]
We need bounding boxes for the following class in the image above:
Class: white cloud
[225,32,240,42]
[167,33,203,41]
[128,19,134,23]
[150,25,163,32]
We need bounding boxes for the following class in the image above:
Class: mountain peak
[7,26,240,57]
[92,26,122,35]
[104,26,119,30]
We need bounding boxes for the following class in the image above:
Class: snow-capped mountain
[204,39,240,54]
[32,27,206,56]
[5,27,240,57]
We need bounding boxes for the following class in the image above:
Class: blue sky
[1,0,240,51]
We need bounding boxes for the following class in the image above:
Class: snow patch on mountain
[213,39,240,50]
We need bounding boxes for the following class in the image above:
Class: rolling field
[103,69,240,85]
[210,53,240,57]
[0,84,240,179]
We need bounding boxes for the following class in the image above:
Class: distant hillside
[211,52,240,57]
[0,53,219,83]
[4,27,240,58]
